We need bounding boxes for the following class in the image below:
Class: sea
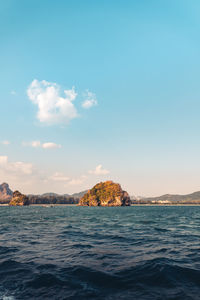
[0,206,200,300]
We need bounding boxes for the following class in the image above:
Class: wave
[1,206,200,299]
[0,258,200,299]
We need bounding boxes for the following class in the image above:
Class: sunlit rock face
[9,191,29,206]
[79,181,131,207]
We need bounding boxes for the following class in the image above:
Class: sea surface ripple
[0,206,200,299]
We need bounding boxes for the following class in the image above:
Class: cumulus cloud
[49,172,88,186]
[42,142,61,149]
[82,90,98,109]
[68,175,88,186]
[23,141,61,149]
[50,172,70,182]
[31,141,41,148]
[27,79,78,125]
[89,164,110,175]
[1,141,10,145]
[0,155,90,194]
[0,155,47,193]
[0,156,33,175]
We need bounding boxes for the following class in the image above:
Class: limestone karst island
[79,181,131,206]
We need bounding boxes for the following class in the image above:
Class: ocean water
[0,206,200,300]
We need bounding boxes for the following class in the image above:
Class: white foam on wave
[0,293,15,300]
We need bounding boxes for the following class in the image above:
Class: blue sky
[1,0,200,196]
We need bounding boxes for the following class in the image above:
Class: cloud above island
[0,153,110,194]
[50,172,70,182]
[89,164,110,175]
[49,172,88,186]
[27,79,78,125]
[68,175,88,186]
[0,156,33,175]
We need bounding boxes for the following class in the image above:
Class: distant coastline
[1,182,200,206]
[1,204,200,207]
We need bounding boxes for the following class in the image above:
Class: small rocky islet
[79,181,131,206]
[9,191,29,206]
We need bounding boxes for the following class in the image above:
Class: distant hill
[2,181,200,205]
[0,183,13,203]
[41,193,61,197]
[27,194,79,205]
[133,191,200,204]
[32,192,84,199]
[71,190,87,199]
[26,190,86,205]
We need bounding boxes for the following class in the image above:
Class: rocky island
[0,182,13,203]
[9,191,29,206]
[79,181,131,206]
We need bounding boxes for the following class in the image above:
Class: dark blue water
[0,206,200,300]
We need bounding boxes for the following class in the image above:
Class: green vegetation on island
[79,181,131,206]
[27,194,79,205]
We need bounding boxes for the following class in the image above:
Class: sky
[1,0,200,196]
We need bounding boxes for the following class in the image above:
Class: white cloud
[0,156,8,165]
[68,175,88,186]
[31,141,41,148]
[0,156,33,175]
[50,172,70,182]
[89,164,110,175]
[1,141,10,145]
[0,156,92,194]
[22,141,61,149]
[49,172,88,186]
[27,79,78,125]
[42,142,61,149]
[82,90,98,109]
[0,155,45,193]
[11,91,16,95]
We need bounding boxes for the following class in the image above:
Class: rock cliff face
[0,183,13,202]
[9,191,29,206]
[79,181,131,206]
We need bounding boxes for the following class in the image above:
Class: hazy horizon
[1,0,200,196]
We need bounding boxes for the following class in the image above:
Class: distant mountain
[27,190,86,204]
[41,193,60,197]
[34,192,85,199]
[130,195,145,201]
[71,190,87,199]
[39,191,85,199]
[27,194,79,205]
[134,191,200,204]
[0,183,13,203]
